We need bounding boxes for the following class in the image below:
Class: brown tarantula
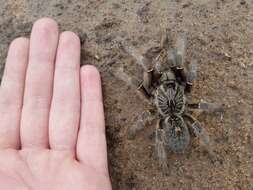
[117,30,224,170]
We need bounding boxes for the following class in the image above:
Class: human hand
[0,18,112,190]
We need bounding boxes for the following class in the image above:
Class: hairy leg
[175,33,187,68]
[187,101,224,113]
[172,33,188,84]
[185,59,198,92]
[184,114,222,163]
[115,41,159,99]
[128,110,156,139]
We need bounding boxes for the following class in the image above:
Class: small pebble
[182,2,192,8]
[95,54,100,60]
[239,62,246,68]
[227,80,237,89]
[224,52,232,61]
[240,0,246,5]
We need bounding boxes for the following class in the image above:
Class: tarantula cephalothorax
[121,30,224,170]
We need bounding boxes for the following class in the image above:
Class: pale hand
[0,18,112,190]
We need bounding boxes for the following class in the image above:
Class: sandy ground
[0,0,253,189]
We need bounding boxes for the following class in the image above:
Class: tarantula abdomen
[161,115,190,153]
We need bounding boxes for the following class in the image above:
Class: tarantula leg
[139,70,153,98]
[113,67,152,102]
[167,49,177,68]
[154,29,175,72]
[119,40,149,71]
[184,114,222,163]
[160,28,171,50]
[185,59,198,93]
[155,120,168,171]
[187,100,224,113]
[173,33,188,83]
[127,111,155,140]
[176,33,187,67]
[191,120,222,163]
[119,40,162,98]
[113,67,140,88]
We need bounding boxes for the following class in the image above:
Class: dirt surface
[0,0,253,189]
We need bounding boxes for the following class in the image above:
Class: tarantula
[117,30,224,170]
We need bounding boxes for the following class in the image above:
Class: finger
[77,65,108,174]
[0,38,29,149]
[49,32,80,152]
[20,18,59,148]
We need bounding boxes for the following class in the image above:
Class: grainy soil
[0,0,252,189]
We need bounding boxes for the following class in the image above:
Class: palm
[0,18,111,190]
[0,149,110,189]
